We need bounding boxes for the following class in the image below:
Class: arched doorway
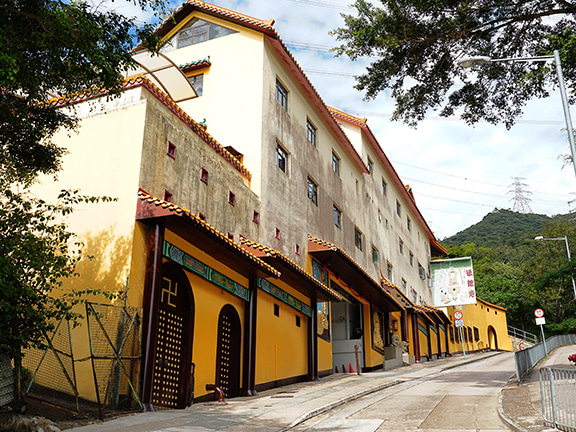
[215,305,241,398]
[151,262,195,408]
[487,326,498,350]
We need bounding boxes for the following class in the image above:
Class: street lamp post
[458,50,576,179]
[534,235,576,301]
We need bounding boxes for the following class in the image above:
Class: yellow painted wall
[255,278,309,384]
[164,231,248,399]
[446,300,512,353]
[418,318,429,359]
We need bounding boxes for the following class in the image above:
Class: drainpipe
[308,298,318,381]
[242,279,258,396]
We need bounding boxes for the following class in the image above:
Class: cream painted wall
[160,12,266,196]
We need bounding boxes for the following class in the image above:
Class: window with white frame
[333,204,342,229]
[332,151,340,176]
[307,177,318,205]
[276,143,288,172]
[306,118,317,147]
[276,79,288,110]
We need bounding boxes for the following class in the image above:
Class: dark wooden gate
[215,305,241,398]
[151,263,194,408]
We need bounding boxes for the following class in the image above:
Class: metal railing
[540,367,576,431]
[508,325,538,344]
[515,334,576,382]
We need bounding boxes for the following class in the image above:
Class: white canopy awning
[127,51,197,103]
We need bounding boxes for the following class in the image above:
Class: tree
[332,1,576,128]
[0,0,165,404]
[0,0,164,186]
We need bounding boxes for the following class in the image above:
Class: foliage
[443,214,576,337]
[332,0,576,127]
[0,189,117,359]
[0,0,166,186]
[443,208,551,248]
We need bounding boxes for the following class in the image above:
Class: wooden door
[151,263,194,408]
[215,305,241,398]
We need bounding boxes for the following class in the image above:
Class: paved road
[293,352,515,432]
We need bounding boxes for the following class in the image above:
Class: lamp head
[457,56,492,68]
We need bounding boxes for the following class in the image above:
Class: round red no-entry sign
[534,308,544,318]
[453,311,463,320]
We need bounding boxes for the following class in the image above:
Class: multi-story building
[24,0,511,414]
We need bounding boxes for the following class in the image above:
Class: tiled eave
[308,235,403,312]
[136,189,279,280]
[240,236,343,303]
[43,75,251,181]
[329,107,446,256]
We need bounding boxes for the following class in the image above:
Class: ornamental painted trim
[257,279,312,317]
[430,325,438,334]
[417,323,429,336]
[439,324,446,332]
[164,241,249,301]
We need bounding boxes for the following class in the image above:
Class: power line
[402,176,506,198]
[285,0,352,10]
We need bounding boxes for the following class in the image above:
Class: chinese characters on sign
[431,257,477,307]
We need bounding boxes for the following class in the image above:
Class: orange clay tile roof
[477,297,507,312]
[308,234,384,291]
[379,272,449,322]
[184,0,275,30]
[328,107,367,126]
[137,189,280,278]
[43,75,251,180]
[239,236,343,302]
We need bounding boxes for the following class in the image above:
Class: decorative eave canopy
[128,51,198,103]
[381,274,450,325]
[240,236,343,303]
[136,189,280,280]
[308,235,403,312]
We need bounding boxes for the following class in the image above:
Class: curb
[497,379,527,432]
[282,379,404,430]
[282,351,503,430]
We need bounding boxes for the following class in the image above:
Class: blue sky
[121,0,576,240]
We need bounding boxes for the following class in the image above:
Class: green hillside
[442,208,552,248]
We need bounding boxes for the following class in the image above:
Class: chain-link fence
[86,302,143,417]
[0,353,14,408]
[21,303,142,419]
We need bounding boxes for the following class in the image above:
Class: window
[367,157,373,176]
[166,141,176,159]
[177,18,237,48]
[276,79,288,110]
[399,238,404,255]
[252,210,260,224]
[332,151,340,176]
[296,315,301,327]
[275,227,281,240]
[307,177,318,205]
[372,246,379,265]
[382,179,387,196]
[396,200,402,216]
[354,227,362,250]
[274,304,280,317]
[401,278,407,291]
[276,143,288,172]
[418,264,426,280]
[188,74,204,96]
[200,167,209,184]
[198,212,206,221]
[387,262,393,280]
[295,244,301,255]
[306,118,317,147]
[163,189,173,203]
[333,204,342,229]
[449,326,455,343]
[409,251,414,266]
[474,327,480,342]
[227,232,234,240]
[228,190,236,206]
[407,216,411,231]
